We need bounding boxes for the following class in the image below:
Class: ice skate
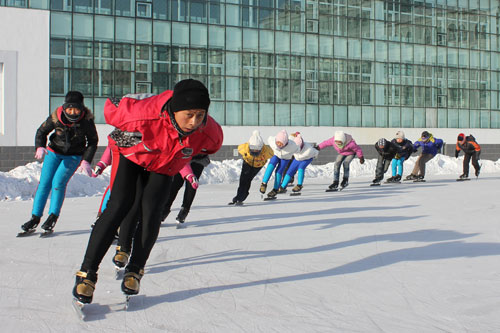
[413,175,426,182]
[18,215,41,236]
[234,201,244,206]
[264,189,278,201]
[370,178,382,186]
[385,176,395,183]
[112,246,130,278]
[457,174,470,181]
[290,184,302,196]
[40,214,58,237]
[340,178,349,190]
[259,183,267,194]
[121,267,144,309]
[277,187,287,194]
[404,174,418,181]
[394,175,402,182]
[72,270,97,304]
[326,180,339,192]
[475,166,481,178]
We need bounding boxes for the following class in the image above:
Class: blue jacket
[413,134,443,156]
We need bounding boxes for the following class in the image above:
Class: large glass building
[2,0,500,129]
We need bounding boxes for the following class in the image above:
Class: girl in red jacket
[72,79,223,304]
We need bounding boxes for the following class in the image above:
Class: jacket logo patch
[181,147,193,158]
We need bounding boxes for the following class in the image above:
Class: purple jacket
[318,134,364,157]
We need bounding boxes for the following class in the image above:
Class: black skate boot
[475,166,481,177]
[459,174,468,179]
[266,188,278,199]
[121,265,144,296]
[41,214,58,231]
[259,182,267,194]
[371,177,382,186]
[21,215,41,233]
[176,207,189,224]
[341,177,349,188]
[328,180,339,190]
[394,175,401,182]
[113,246,130,268]
[72,270,98,304]
[405,174,417,181]
[277,187,287,194]
[386,176,395,183]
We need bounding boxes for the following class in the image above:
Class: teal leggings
[32,150,81,217]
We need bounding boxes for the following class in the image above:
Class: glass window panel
[116,0,134,16]
[210,101,225,125]
[437,108,447,128]
[361,40,374,60]
[401,44,413,63]
[209,25,224,48]
[72,69,93,95]
[259,78,275,102]
[318,104,333,125]
[458,109,470,127]
[291,33,305,55]
[172,22,189,46]
[491,111,500,129]
[334,37,347,58]
[226,4,240,26]
[226,52,240,76]
[242,103,258,125]
[305,104,318,126]
[414,108,425,127]
[290,79,304,103]
[447,108,459,128]
[74,0,93,13]
[348,106,361,126]
[388,42,400,62]
[375,84,385,104]
[362,106,375,126]
[153,0,168,19]
[319,35,333,57]
[30,0,49,9]
[260,30,274,52]
[276,79,290,102]
[306,35,318,55]
[136,19,152,43]
[425,108,437,128]
[226,77,241,101]
[153,21,171,45]
[116,17,135,42]
[259,103,274,125]
[95,15,114,41]
[333,105,347,126]
[226,102,242,125]
[51,12,72,38]
[480,110,490,128]
[470,109,480,128]
[190,0,207,23]
[226,27,242,51]
[208,75,224,99]
[171,0,187,21]
[276,31,290,53]
[375,41,387,61]
[190,24,207,47]
[437,47,446,65]
[388,107,400,127]
[348,39,360,59]
[426,46,436,65]
[275,104,290,126]
[375,107,388,127]
[50,68,66,94]
[114,71,133,96]
[209,2,224,24]
[243,29,259,51]
[73,14,93,39]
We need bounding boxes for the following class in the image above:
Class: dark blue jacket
[391,138,413,160]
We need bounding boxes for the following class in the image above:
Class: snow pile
[1,155,499,201]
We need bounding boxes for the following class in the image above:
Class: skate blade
[16,229,36,237]
[115,267,124,280]
[72,298,86,320]
[325,188,338,192]
[290,192,301,196]
[176,222,186,229]
[40,230,54,238]
[370,183,381,186]
[263,197,277,201]
[456,178,470,181]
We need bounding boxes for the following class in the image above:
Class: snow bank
[1,155,499,201]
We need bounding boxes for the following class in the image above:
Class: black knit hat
[169,79,210,113]
[421,131,430,139]
[63,91,85,111]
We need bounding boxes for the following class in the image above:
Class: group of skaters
[17,79,482,307]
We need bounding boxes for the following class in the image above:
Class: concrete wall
[0,7,50,146]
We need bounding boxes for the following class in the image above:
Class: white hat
[334,131,346,144]
[395,130,405,139]
[248,130,264,150]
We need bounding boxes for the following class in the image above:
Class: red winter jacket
[104,90,223,176]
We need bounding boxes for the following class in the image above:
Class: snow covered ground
[1,155,500,332]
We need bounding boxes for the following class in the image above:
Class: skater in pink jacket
[317,130,364,190]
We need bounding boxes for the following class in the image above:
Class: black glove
[359,156,365,164]
[313,144,320,151]
[109,97,121,107]
[455,150,459,158]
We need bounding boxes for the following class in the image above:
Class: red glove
[185,174,199,190]
[78,160,93,177]
[35,147,47,160]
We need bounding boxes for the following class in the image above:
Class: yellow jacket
[238,143,274,168]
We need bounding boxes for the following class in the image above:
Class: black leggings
[463,151,481,176]
[234,162,262,202]
[82,155,171,272]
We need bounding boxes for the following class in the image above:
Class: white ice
[1,155,500,332]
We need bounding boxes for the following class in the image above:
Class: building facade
[1,0,500,170]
